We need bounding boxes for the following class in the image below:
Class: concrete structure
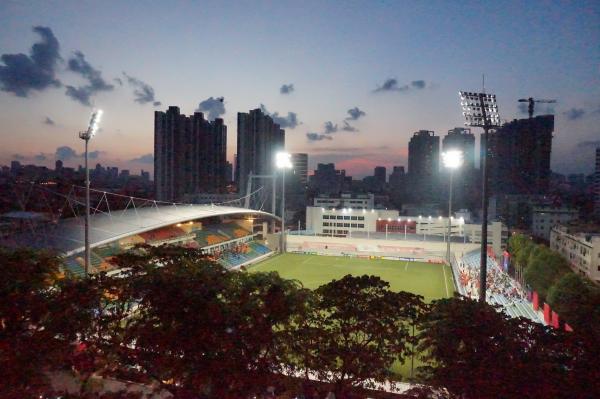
[486,115,554,196]
[374,166,386,185]
[305,206,508,256]
[531,206,578,240]
[550,224,600,284]
[236,108,285,195]
[154,106,227,201]
[291,153,308,184]
[388,166,406,188]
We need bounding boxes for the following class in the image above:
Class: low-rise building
[305,206,508,256]
[550,224,600,284]
[531,206,578,241]
[313,193,375,210]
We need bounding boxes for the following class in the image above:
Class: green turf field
[251,253,455,302]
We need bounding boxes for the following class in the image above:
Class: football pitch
[251,253,455,302]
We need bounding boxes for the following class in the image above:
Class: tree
[106,245,308,398]
[547,273,596,329]
[288,275,421,397]
[417,295,569,399]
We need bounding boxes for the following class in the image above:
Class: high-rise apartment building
[486,115,553,195]
[408,130,440,200]
[154,106,227,202]
[309,163,351,195]
[389,166,405,188]
[291,153,308,184]
[442,128,475,169]
[236,108,285,194]
[374,166,386,185]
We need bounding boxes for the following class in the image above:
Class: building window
[323,215,329,220]
[344,216,350,220]
[344,223,350,227]
[358,224,364,228]
[351,216,358,220]
[358,216,365,221]
[351,223,357,228]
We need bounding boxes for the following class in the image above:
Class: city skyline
[1,1,599,177]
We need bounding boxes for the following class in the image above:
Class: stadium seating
[217,241,272,269]
[457,250,544,324]
[63,257,85,277]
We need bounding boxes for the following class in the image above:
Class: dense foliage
[2,245,600,398]
[508,233,600,330]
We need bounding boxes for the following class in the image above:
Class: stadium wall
[286,234,479,261]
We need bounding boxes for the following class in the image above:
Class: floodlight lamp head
[442,150,464,169]
[275,151,292,169]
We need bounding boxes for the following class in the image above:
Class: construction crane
[518,97,557,118]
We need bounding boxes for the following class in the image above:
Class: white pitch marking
[442,264,450,297]
[404,261,409,271]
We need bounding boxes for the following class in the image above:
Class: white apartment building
[550,224,600,284]
[531,207,578,241]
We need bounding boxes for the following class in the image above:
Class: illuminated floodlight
[371,209,375,213]
[378,217,381,221]
[428,216,432,220]
[439,216,442,220]
[275,151,292,169]
[419,215,422,219]
[349,207,352,212]
[407,218,412,222]
[362,209,366,213]
[442,150,464,170]
[397,218,401,222]
[387,218,391,222]
[459,91,500,128]
[321,208,325,212]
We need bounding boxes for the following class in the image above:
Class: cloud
[88,150,101,159]
[341,121,358,132]
[345,107,366,121]
[130,154,154,164]
[306,132,333,142]
[65,51,114,106]
[373,78,428,93]
[324,121,338,134]
[260,104,300,129]
[55,146,78,161]
[34,153,47,161]
[114,77,122,86]
[563,108,585,121]
[197,96,225,120]
[12,154,25,161]
[280,83,294,94]
[0,26,62,97]
[123,72,161,106]
[43,116,55,125]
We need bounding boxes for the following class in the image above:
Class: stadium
[4,199,544,324]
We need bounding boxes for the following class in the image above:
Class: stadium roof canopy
[7,204,277,257]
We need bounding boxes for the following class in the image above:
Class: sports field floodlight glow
[275,151,293,169]
[458,89,501,303]
[442,150,464,170]
[275,151,292,253]
[459,91,500,128]
[78,109,103,277]
[407,218,412,222]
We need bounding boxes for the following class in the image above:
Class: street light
[78,109,103,277]
[275,151,292,253]
[442,150,463,264]
[459,90,500,302]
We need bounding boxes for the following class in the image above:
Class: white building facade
[305,206,508,256]
[531,207,578,241]
[550,224,600,284]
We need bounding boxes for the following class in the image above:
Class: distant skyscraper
[55,159,63,172]
[374,166,386,185]
[236,108,285,194]
[154,106,227,201]
[310,163,350,195]
[408,130,440,200]
[389,166,405,188]
[486,115,553,195]
[225,161,233,184]
[291,153,308,184]
[442,128,475,169]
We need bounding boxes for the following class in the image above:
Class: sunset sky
[1,0,599,178]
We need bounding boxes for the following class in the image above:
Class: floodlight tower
[459,91,500,302]
[79,109,103,276]
[275,152,292,253]
[442,150,463,264]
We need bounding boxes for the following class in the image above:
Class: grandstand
[455,250,544,324]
